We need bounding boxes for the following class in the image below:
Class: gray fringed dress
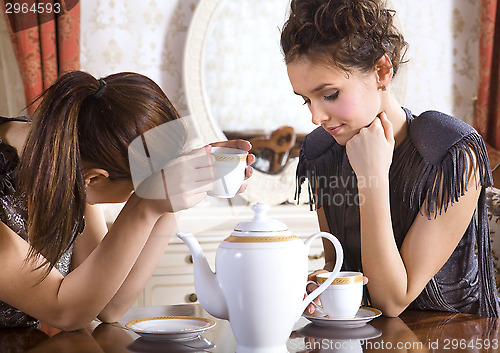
[0,116,74,328]
[296,108,500,317]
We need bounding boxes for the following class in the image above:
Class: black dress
[296,108,500,317]
[0,116,73,328]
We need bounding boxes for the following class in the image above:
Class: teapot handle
[299,232,344,316]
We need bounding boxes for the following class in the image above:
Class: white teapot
[177,202,343,353]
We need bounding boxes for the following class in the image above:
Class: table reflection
[290,310,499,353]
[0,306,498,352]
[0,326,49,352]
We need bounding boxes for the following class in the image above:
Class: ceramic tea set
[177,202,352,353]
[130,145,375,351]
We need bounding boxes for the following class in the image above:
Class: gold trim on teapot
[224,235,299,243]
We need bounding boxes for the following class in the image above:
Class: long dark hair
[280,0,408,75]
[17,71,183,278]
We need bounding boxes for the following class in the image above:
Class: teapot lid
[234,202,288,232]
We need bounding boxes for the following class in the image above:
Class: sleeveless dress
[0,116,74,328]
[296,108,500,317]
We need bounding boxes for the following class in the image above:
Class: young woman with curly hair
[282,0,500,317]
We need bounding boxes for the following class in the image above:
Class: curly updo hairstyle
[280,0,408,76]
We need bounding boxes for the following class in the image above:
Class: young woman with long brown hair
[0,70,253,329]
[282,0,500,317]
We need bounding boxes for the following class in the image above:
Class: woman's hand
[345,112,394,179]
[136,140,255,215]
[210,139,255,193]
[305,269,368,314]
[136,140,255,214]
[135,145,214,215]
[304,269,329,314]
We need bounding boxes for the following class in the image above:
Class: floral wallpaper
[396,0,479,125]
[80,0,200,117]
[78,0,479,131]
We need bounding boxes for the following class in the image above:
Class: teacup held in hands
[208,147,248,198]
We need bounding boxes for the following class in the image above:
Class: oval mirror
[184,0,316,205]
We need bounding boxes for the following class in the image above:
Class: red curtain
[476,0,500,170]
[2,1,80,114]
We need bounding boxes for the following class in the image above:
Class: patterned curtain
[476,0,500,170]
[1,1,80,114]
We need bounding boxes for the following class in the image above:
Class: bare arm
[346,114,481,317]
[69,204,178,323]
[359,167,480,317]
[0,195,162,331]
[0,146,215,330]
[70,204,108,271]
[96,213,177,322]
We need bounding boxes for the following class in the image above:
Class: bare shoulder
[0,120,31,155]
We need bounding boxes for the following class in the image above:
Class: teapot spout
[176,233,228,320]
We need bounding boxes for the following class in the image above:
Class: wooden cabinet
[133,204,323,307]
[144,274,198,307]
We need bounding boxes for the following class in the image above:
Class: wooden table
[1,304,498,352]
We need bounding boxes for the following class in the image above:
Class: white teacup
[208,147,248,198]
[309,271,363,319]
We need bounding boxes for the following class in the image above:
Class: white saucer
[125,316,216,341]
[303,307,382,328]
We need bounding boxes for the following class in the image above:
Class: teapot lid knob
[251,202,270,220]
[234,202,288,232]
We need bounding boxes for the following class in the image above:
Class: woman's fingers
[209,139,255,184]
[211,139,252,152]
[211,139,255,168]
[305,269,327,314]
[308,269,328,281]
[378,111,394,143]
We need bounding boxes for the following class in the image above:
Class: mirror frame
[183,0,301,205]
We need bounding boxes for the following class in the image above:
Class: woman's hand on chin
[345,112,394,179]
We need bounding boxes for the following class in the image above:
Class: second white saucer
[303,306,382,328]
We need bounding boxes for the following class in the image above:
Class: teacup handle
[299,232,343,316]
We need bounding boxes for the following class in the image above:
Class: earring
[378,86,387,91]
